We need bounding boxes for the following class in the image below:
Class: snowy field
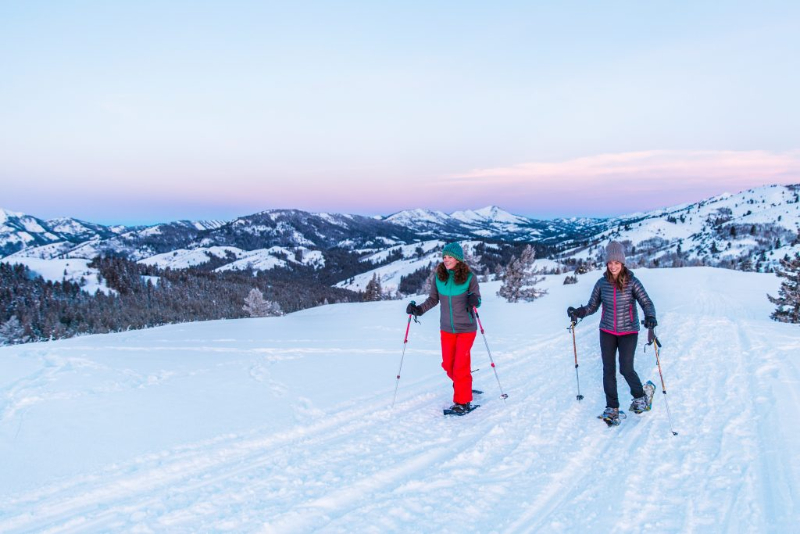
[1,267,798,533]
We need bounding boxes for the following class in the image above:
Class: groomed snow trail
[0,268,798,533]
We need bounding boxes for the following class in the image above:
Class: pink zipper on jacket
[600,284,637,336]
[613,286,617,332]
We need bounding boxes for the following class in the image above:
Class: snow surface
[4,241,78,259]
[340,240,503,292]
[360,240,444,265]
[451,206,529,225]
[138,247,247,270]
[565,184,800,265]
[1,268,798,533]
[386,208,452,226]
[340,241,560,293]
[45,218,92,236]
[138,246,325,272]
[0,208,20,224]
[339,255,436,293]
[215,247,325,273]
[1,257,114,295]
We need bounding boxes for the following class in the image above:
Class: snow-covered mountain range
[560,183,800,271]
[0,208,225,259]
[3,184,800,282]
[382,206,599,242]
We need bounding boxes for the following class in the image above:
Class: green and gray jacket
[419,270,481,333]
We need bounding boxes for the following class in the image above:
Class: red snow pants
[440,330,477,404]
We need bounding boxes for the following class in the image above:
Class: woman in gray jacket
[567,241,657,424]
[406,242,481,415]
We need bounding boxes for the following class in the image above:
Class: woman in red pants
[406,242,481,414]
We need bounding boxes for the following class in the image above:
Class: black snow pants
[600,330,645,409]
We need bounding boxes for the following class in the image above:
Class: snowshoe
[630,381,656,414]
[597,407,626,427]
[644,380,655,410]
[444,403,480,416]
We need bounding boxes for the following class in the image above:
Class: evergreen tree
[363,273,383,301]
[0,316,27,345]
[498,254,522,302]
[462,245,482,276]
[398,264,435,296]
[768,255,800,323]
[498,245,548,302]
[243,288,283,317]
[421,269,436,296]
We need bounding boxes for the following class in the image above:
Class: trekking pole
[568,321,584,401]
[647,329,678,436]
[391,302,417,409]
[473,307,509,402]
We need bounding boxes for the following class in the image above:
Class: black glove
[406,303,422,316]
[467,293,480,309]
[644,316,657,329]
[567,306,586,321]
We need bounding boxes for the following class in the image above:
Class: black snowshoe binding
[444,403,479,416]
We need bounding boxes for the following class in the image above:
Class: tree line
[0,257,359,345]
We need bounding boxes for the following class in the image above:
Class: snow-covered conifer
[498,245,548,302]
[768,255,800,323]
[0,316,27,345]
[243,288,283,317]
[462,245,482,276]
[421,270,435,296]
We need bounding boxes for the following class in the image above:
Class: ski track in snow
[1,270,798,533]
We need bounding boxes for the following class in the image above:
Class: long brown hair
[604,264,630,290]
[437,260,471,284]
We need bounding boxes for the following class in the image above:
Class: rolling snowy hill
[562,184,800,270]
[1,267,797,532]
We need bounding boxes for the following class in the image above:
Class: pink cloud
[446,150,800,185]
[431,150,800,216]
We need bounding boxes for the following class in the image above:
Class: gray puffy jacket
[584,271,655,335]
[419,271,481,333]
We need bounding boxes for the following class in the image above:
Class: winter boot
[600,406,621,426]
[630,396,648,414]
[449,403,471,415]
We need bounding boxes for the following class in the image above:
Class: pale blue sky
[1,1,799,224]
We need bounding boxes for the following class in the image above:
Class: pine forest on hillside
[3,184,800,344]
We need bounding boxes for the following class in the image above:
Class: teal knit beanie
[442,242,464,262]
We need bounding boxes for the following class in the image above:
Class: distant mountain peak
[384,208,451,224]
[0,208,31,226]
[451,206,528,225]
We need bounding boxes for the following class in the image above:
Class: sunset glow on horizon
[2,1,799,225]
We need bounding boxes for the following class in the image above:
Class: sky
[2,1,799,225]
